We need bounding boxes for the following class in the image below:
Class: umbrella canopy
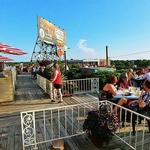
[0,55,13,61]
[0,47,27,55]
[0,43,10,48]
[0,43,27,55]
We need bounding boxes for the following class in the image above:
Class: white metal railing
[37,74,99,99]
[107,101,150,150]
[21,99,150,150]
[36,75,53,99]
[62,78,99,95]
[21,100,100,150]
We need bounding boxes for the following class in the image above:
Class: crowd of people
[31,64,51,80]
[31,63,67,80]
[31,63,150,107]
[101,67,150,117]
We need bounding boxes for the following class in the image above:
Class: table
[114,94,139,100]
[113,91,140,103]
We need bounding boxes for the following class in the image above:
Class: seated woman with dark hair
[117,73,130,90]
[114,80,150,114]
[102,75,118,99]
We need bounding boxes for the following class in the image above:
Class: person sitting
[117,73,130,90]
[127,69,134,86]
[102,75,118,99]
[143,68,150,81]
[114,80,150,114]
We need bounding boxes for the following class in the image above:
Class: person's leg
[58,88,63,102]
[51,86,57,102]
[113,98,127,113]
[54,88,57,99]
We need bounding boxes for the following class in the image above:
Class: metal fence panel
[21,98,150,150]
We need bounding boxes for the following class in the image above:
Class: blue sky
[0,0,150,62]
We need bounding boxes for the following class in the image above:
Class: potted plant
[83,104,119,147]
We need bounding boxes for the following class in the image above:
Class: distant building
[68,59,111,67]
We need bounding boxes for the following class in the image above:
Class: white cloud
[77,39,97,58]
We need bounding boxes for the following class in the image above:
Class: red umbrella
[0,43,27,55]
[0,55,13,61]
[0,47,27,55]
[0,43,10,48]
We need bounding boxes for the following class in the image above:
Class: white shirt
[143,72,150,81]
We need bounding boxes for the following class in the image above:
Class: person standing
[51,63,63,103]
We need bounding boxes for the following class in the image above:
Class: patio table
[114,94,139,100]
[113,91,140,103]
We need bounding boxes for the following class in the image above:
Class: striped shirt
[142,92,150,105]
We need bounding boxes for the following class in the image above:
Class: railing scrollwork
[21,112,37,149]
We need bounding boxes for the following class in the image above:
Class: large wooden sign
[38,16,66,57]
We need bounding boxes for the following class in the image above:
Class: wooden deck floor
[0,75,99,115]
[0,114,128,150]
[15,74,49,101]
[0,74,146,150]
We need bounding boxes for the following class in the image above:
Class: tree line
[111,59,150,69]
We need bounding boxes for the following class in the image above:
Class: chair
[96,90,114,103]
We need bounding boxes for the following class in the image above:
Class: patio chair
[96,90,115,103]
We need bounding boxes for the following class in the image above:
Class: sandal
[51,100,55,102]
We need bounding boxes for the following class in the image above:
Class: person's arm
[128,100,138,105]
[139,98,146,108]
[109,84,117,96]
[138,92,148,108]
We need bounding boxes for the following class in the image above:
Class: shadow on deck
[15,74,49,101]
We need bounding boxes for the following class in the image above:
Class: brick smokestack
[106,46,109,66]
